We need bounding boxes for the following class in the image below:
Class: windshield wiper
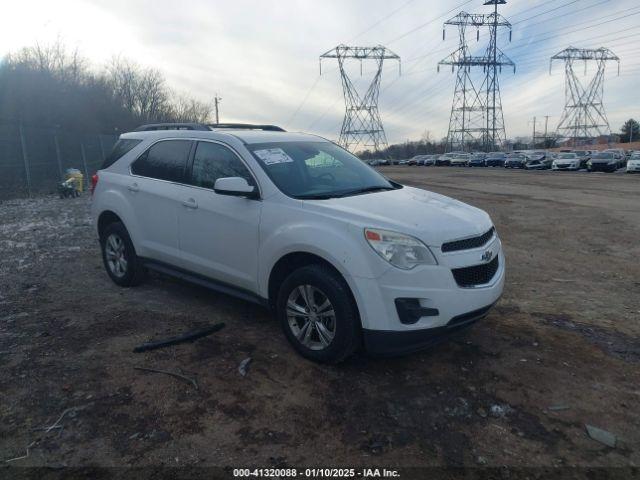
[296,193,339,200]
[297,186,395,200]
[333,186,395,198]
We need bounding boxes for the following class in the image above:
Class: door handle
[127,183,139,193]
[182,198,198,209]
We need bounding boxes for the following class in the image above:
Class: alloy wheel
[105,233,128,278]
[286,285,336,351]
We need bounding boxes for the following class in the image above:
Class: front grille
[442,227,495,253]
[452,256,499,288]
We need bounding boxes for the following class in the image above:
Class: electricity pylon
[438,0,514,152]
[550,47,620,145]
[320,45,400,153]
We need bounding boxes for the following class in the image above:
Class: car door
[176,140,262,292]
[129,139,193,266]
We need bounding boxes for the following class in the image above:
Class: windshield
[558,153,576,159]
[247,141,396,199]
[592,152,614,159]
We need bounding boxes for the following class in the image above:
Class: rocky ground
[0,167,638,473]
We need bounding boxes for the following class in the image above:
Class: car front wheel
[277,264,361,363]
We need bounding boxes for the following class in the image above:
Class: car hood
[302,186,493,247]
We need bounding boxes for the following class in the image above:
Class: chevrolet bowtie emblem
[482,250,494,262]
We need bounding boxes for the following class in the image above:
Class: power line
[511,0,582,25]
[349,0,417,42]
[509,0,631,32]
[285,75,321,128]
[384,0,475,45]
[507,0,558,19]
[506,9,640,52]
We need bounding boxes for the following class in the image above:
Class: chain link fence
[0,122,119,199]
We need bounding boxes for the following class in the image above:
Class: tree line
[0,41,213,134]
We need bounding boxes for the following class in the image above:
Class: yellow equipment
[65,168,84,193]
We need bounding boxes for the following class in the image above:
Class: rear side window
[101,139,142,169]
[189,142,253,189]
[131,140,192,182]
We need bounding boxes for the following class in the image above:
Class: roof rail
[208,123,286,132]
[134,123,211,132]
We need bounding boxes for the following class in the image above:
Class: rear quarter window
[101,139,142,169]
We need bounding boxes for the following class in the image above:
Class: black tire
[100,221,147,287]
[276,264,361,363]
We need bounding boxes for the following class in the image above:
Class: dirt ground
[1,167,639,472]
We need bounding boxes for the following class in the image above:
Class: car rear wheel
[277,264,360,363]
[100,221,147,287]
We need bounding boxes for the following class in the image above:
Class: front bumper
[363,303,494,355]
[348,235,504,353]
[590,163,617,172]
[553,164,579,171]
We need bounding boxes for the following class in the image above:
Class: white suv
[91,123,505,363]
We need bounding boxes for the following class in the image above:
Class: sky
[2,0,639,145]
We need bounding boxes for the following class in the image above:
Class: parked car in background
[572,150,591,169]
[504,154,527,169]
[525,156,553,170]
[603,149,626,169]
[436,152,467,166]
[421,155,437,166]
[588,151,619,172]
[626,153,640,173]
[377,158,390,166]
[435,155,450,166]
[552,152,581,171]
[485,152,506,167]
[92,123,505,362]
[450,153,470,167]
[468,154,487,167]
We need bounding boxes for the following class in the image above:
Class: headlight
[364,228,437,269]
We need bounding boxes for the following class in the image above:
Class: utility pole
[214,94,222,124]
[543,115,550,139]
[530,116,537,148]
[543,115,550,148]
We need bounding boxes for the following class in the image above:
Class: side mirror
[213,177,258,199]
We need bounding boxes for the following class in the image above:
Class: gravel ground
[0,167,639,471]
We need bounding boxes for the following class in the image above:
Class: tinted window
[102,139,142,169]
[189,142,253,189]
[131,140,191,182]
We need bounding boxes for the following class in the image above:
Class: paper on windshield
[254,148,294,165]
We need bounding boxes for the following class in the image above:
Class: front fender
[257,220,390,329]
